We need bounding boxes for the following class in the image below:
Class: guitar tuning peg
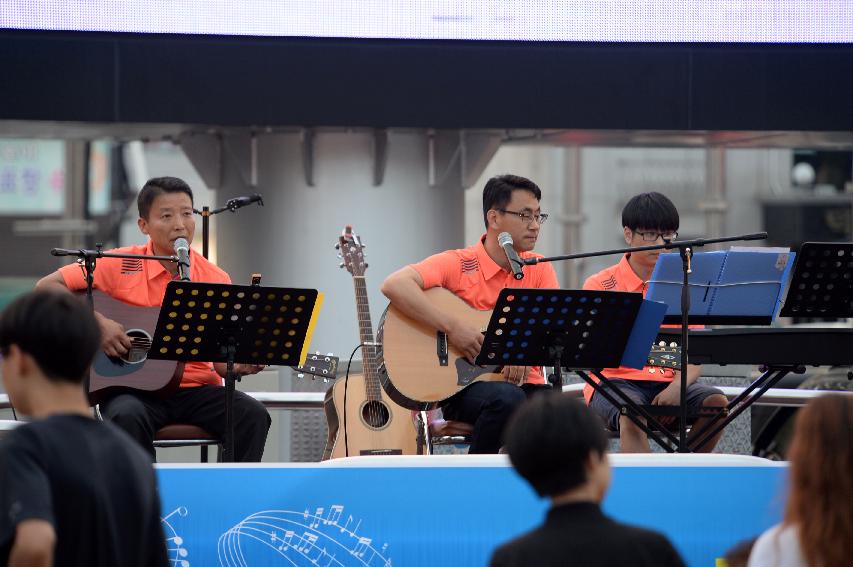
[364,263,369,268]
[297,373,305,380]
[336,253,342,259]
[323,377,329,383]
[339,263,345,269]
[334,243,340,249]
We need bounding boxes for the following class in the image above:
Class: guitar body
[380,287,504,410]
[322,373,420,460]
[88,291,182,405]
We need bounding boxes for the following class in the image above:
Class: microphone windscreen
[498,232,513,247]
[174,238,190,253]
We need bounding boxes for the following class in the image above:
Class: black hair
[621,192,679,232]
[482,174,542,228]
[504,393,608,498]
[0,290,101,384]
[137,176,194,220]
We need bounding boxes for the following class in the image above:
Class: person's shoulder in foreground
[0,289,168,567]
[488,392,685,567]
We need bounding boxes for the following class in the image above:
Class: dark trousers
[442,381,551,454]
[100,385,271,462]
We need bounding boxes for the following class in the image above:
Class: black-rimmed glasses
[498,209,549,225]
[634,230,678,242]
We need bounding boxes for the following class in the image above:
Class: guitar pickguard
[455,358,499,387]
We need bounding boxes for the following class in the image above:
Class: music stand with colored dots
[475,288,678,450]
[148,280,323,462]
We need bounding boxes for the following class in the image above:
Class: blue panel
[621,299,667,369]
[157,462,787,567]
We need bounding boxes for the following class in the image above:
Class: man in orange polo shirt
[583,192,727,453]
[381,174,559,453]
[36,176,270,461]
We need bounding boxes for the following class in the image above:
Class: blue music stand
[646,247,795,325]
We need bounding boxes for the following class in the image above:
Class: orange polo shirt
[58,240,230,387]
[582,253,701,402]
[410,235,560,385]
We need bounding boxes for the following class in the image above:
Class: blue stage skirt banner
[156,454,787,567]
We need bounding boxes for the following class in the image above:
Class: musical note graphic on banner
[218,503,392,566]
[161,507,191,567]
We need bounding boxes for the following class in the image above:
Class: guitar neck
[352,276,382,401]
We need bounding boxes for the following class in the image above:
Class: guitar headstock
[648,339,682,370]
[294,352,339,381]
[336,225,367,276]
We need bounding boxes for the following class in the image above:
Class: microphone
[498,232,524,280]
[225,193,264,212]
[173,238,191,281]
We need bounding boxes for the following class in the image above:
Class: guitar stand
[148,280,321,462]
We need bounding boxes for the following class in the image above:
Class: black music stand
[676,241,853,451]
[474,288,681,451]
[779,242,853,319]
[148,280,322,462]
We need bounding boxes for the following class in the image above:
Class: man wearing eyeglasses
[582,192,727,453]
[381,174,559,453]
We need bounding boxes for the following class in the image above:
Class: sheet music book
[646,247,795,324]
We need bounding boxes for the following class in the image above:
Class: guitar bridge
[436,332,449,366]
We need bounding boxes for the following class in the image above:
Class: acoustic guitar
[88,291,338,404]
[378,288,505,410]
[323,226,420,459]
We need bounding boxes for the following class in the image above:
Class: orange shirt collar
[476,233,544,281]
[475,234,505,281]
[616,253,646,292]
[144,239,187,281]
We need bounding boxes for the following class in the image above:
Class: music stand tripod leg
[688,365,799,452]
[223,338,238,462]
[583,370,680,452]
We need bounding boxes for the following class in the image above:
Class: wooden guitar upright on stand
[323,226,419,459]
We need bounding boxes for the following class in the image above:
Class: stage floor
[156,453,786,566]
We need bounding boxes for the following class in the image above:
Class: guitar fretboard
[352,276,382,402]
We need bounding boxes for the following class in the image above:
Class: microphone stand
[524,231,767,452]
[193,194,264,260]
[52,245,179,309]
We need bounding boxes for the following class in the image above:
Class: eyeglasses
[498,209,549,225]
[634,230,678,242]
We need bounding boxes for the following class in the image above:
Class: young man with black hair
[36,176,270,461]
[381,174,559,453]
[583,192,727,452]
[490,393,685,567]
[0,290,169,567]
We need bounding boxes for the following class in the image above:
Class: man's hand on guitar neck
[94,312,133,358]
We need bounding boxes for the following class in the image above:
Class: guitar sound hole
[361,401,390,429]
[122,329,152,365]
